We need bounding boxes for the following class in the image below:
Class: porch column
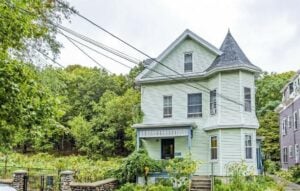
[188,127,192,152]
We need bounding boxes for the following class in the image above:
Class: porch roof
[132,122,197,129]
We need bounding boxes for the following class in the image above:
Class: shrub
[215,161,283,191]
[115,149,162,183]
[166,155,199,189]
[264,159,280,174]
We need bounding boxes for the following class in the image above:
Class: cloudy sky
[57,0,300,74]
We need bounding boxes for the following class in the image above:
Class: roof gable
[136,29,222,81]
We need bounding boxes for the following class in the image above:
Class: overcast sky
[57,0,300,74]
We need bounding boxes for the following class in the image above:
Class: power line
[55,0,249,109]
[36,50,65,68]
[57,25,141,65]
[5,1,255,113]
[59,31,133,69]
[64,34,112,73]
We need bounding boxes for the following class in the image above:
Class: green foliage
[256,71,296,160]
[276,165,300,184]
[166,155,199,189]
[92,88,142,156]
[117,183,173,191]
[0,152,120,182]
[68,115,93,154]
[215,161,284,191]
[264,159,280,174]
[115,149,162,183]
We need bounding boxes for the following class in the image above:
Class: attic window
[184,53,193,72]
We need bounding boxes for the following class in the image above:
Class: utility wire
[57,25,140,64]
[5,1,254,113]
[64,34,112,73]
[57,0,251,108]
[59,31,133,69]
[36,50,65,68]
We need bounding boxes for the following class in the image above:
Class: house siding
[136,33,260,177]
[280,96,300,169]
[145,38,217,78]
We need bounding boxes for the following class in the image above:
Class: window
[282,118,287,135]
[210,90,217,115]
[161,139,174,159]
[283,147,288,163]
[245,135,252,159]
[295,144,299,163]
[244,87,251,112]
[294,111,298,130]
[184,53,193,72]
[187,93,202,118]
[163,96,172,118]
[289,145,293,158]
[288,116,292,129]
[289,82,294,94]
[210,136,218,160]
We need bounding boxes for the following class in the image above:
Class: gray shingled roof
[206,31,261,72]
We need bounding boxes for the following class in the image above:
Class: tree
[92,88,142,157]
[256,71,296,160]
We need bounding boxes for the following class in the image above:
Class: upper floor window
[288,116,292,129]
[210,136,218,160]
[184,53,193,73]
[282,118,287,135]
[283,147,288,163]
[210,90,217,115]
[289,82,294,94]
[294,111,298,130]
[163,96,172,118]
[187,93,202,118]
[244,87,251,112]
[245,135,252,159]
[289,145,293,158]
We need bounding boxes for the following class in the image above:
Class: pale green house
[133,29,263,179]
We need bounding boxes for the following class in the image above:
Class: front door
[161,139,174,159]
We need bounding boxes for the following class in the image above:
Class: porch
[133,122,197,160]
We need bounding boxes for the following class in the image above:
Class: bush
[276,165,300,184]
[214,161,283,191]
[166,155,199,189]
[115,149,162,183]
[264,159,280,174]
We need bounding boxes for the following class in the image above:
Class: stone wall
[70,178,118,191]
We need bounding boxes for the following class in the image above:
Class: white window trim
[187,93,202,118]
[288,116,291,129]
[245,134,253,160]
[210,89,217,116]
[289,145,293,158]
[295,144,299,163]
[163,95,172,118]
[210,135,218,162]
[282,118,287,136]
[244,87,252,112]
[184,52,193,73]
[294,111,298,130]
[283,147,288,164]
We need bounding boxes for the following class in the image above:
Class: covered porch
[132,122,197,160]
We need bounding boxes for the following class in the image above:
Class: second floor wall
[141,70,259,129]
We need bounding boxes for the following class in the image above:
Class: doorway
[161,139,174,159]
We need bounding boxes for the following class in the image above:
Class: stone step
[192,183,211,187]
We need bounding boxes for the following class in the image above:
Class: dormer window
[184,53,193,72]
